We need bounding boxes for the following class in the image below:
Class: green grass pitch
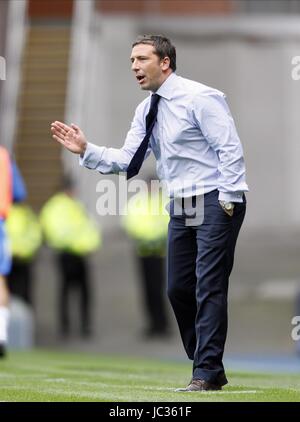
[0,350,300,402]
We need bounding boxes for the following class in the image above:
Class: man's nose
[131,60,139,71]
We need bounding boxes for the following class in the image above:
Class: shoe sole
[174,386,222,392]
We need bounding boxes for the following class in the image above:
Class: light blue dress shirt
[80,73,248,202]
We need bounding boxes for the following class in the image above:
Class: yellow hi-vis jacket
[39,193,101,255]
[121,191,169,257]
[6,204,42,261]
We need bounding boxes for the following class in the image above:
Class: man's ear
[161,57,170,71]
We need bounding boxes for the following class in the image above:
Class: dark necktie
[126,93,161,180]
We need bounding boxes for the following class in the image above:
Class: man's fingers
[51,122,71,138]
[51,125,66,138]
[53,121,72,132]
[71,123,81,133]
[51,121,82,154]
[52,124,76,143]
[52,134,66,145]
[51,126,62,134]
[65,129,76,140]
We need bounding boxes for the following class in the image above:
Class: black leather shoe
[175,379,222,392]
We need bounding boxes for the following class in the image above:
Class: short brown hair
[132,34,176,72]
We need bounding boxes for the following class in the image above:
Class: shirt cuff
[79,142,105,169]
[218,191,244,203]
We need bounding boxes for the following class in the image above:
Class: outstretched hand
[51,121,87,155]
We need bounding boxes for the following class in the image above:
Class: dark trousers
[167,189,246,386]
[138,255,169,333]
[58,252,90,336]
[8,259,32,305]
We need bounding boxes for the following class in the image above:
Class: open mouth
[136,75,146,84]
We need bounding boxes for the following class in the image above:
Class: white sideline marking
[41,380,262,394]
[141,387,260,394]
[1,378,262,397]
[1,374,263,395]
[181,390,259,394]
[0,385,261,399]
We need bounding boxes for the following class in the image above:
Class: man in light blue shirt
[51,34,248,392]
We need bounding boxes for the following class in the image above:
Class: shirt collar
[152,72,178,100]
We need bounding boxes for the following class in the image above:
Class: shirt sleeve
[193,92,249,203]
[79,102,151,175]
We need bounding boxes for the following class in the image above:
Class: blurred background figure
[122,178,171,339]
[6,202,42,305]
[0,146,27,357]
[39,176,101,338]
